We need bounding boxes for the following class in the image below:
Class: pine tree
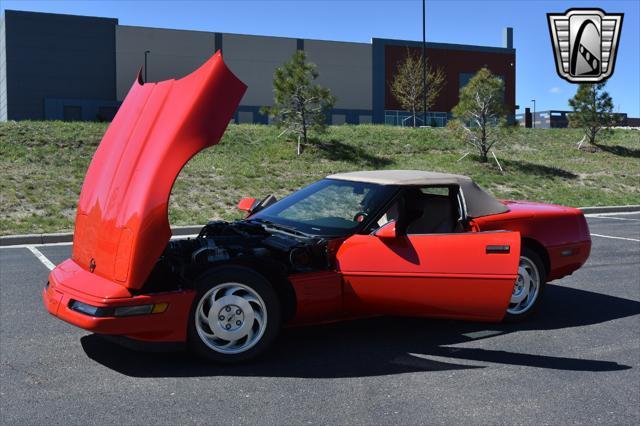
[262,51,335,155]
[568,83,619,146]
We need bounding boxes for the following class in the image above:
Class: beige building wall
[304,39,372,111]
[222,34,297,106]
[115,25,216,101]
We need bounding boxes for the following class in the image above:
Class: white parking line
[0,241,72,250]
[590,233,640,242]
[585,211,640,217]
[26,246,56,271]
[587,216,640,222]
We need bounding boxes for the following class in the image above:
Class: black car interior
[376,186,465,235]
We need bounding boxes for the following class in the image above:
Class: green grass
[1,120,639,236]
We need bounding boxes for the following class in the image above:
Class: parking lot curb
[0,225,202,247]
[579,205,640,214]
[1,206,638,247]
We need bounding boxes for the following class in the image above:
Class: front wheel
[187,267,281,363]
[504,247,546,322]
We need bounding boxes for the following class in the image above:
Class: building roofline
[117,24,219,37]
[118,24,361,45]
[372,37,515,54]
[533,109,627,114]
[4,9,514,53]
[3,9,118,24]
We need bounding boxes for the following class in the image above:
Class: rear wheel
[504,247,546,322]
[188,267,281,363]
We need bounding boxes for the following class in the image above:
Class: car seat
[405,195,455,234]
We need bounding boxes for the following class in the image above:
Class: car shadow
[81,285,639,378]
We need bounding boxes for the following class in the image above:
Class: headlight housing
[69,300,168,317]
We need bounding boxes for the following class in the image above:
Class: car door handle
[486,245,511,254]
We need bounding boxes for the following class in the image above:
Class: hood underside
[72,52,246,289]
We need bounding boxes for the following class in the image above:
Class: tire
[504,247,547,322]
[187,266,281,363]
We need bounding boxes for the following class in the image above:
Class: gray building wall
[0,13,7,121]
[114,28,303,124]
[115,25,216,101]
[223,33,298,122]
[0,10,516,126]
[223,35,373,124]
[2,10,118,120]
[1,12,373,124]
[304,39,372,112]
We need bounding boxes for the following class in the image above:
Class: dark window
[459,73,475,90]
[459,72,505,100]
[63,106,82,121]
[96,106,117,122]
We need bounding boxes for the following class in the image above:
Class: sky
[2,0,639,116]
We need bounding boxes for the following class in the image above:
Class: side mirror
[374,220,397,239]
[257,194,278,210]
[237,197,258,213]
[237,195,279,215]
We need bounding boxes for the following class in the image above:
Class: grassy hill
[0,120,638,235]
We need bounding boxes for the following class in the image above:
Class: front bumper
[43,259,196,343]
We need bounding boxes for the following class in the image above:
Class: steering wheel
[353,211,368,223]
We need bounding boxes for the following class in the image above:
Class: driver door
[335,230,520,322]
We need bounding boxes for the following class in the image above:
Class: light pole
[144,50,150,82]
[422,0,426,126]
[531,99,536,128]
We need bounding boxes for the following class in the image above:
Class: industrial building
[516,109,637,128]
[1,10,516,125]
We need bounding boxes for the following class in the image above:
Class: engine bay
[140,220,329,293]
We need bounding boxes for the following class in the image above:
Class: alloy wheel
[507,256,541,315]
[195,282,267,354]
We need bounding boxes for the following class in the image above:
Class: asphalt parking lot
[1,213,639,425]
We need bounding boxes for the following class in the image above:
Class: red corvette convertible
[43,53,591,362]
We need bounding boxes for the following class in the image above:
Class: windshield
[251,179,396,236]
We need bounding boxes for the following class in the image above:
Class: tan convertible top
[327,170,509,218]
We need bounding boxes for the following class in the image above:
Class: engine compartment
[140,220,329,294]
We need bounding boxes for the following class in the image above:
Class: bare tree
[390,49,445,127]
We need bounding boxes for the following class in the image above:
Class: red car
[43,53,591,363]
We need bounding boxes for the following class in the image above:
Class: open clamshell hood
[72,52,247,290]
